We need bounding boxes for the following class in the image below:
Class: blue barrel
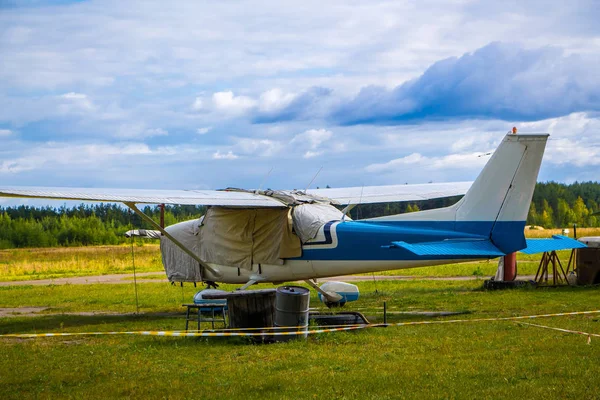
[274,286,310,342]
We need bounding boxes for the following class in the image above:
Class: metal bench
[183,303,227,330]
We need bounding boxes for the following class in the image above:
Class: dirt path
[0,272,164,286]
[0,272,539,287]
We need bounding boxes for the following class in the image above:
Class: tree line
[0,204,205,249]
[0,181,598,249]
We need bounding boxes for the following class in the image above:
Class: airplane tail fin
[454,134,548,252]
[368,134,549,253]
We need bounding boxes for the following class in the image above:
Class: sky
[1,0,600,207]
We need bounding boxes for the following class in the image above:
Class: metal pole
[383,301,387,326]
[503,252,517,281]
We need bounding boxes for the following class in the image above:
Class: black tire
[325,301,346,308]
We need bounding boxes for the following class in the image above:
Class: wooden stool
[183,303,227,330]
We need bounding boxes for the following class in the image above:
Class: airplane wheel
[325,301,346,308]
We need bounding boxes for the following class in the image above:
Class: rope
[128,208,139,314]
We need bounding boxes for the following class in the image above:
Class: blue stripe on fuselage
[295,220,526,261]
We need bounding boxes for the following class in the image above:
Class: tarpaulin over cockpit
[199,207,301,270]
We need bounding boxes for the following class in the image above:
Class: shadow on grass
[0,313,185,334]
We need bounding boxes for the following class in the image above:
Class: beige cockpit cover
[199,207,301,269]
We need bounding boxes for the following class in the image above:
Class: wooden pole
[159,204,165,229]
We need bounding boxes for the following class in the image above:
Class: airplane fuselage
[201,219,526,284]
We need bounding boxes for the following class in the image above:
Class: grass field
[0,244,162,282]
[1,280,600,399]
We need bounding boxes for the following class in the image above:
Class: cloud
[234,138,283,157]
[258,89,296,113]
[212,150,238,160]
[144,128,168,137]
[331,42,600,125]
[291,128,333,150]
[253,87,332,123]
[303,150,323,158]
[57,92,95,113]
[0,141,157,174]
[191,97,204,111]
[545,138,600,167]
[212,91,256,114]
[226,128,334,159]
[0,129,12,136]
[366,150,490,173]
[196,127,212,135]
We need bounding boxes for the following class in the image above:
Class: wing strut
[304,279,342,303]
[124,202,222,279]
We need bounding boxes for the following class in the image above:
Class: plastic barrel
[274,285,310,342]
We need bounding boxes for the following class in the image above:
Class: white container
[318,281,360,306]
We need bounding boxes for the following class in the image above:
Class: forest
[0,181,599,249]
[0,204,205,249]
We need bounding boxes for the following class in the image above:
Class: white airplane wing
[0,186,286,208]
[0,181,472,207]
[305,181,472,205]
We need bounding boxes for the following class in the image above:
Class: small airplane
[0,133,585,305]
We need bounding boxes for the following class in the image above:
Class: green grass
[0,244,163,282]
[2,280,600,399]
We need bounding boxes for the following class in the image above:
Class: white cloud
[197,127,212,135]
[450,133,497,152]
[0,129,12,136]
[0,142,157,174]
[303,150,323,158]
[545,138,600,167]
[366,151,490,173]
[192,97,204,111]
[59,92,94,111]
[212,91,256,113]
[0,159,34,174]
[258,89,296,112]
[61,92,87,100]
[213,150,239,160]
[291,128,333,149]
[145,128,169,137]
[234,138,283,157]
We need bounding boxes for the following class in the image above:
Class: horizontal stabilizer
[389,239,505,257]
[521,235,587,254]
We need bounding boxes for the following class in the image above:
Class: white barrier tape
[516,321,600,342]
[0,325,369,338]
[2,309,599,339]
[182,322,366,332]
[386,309,600,327]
